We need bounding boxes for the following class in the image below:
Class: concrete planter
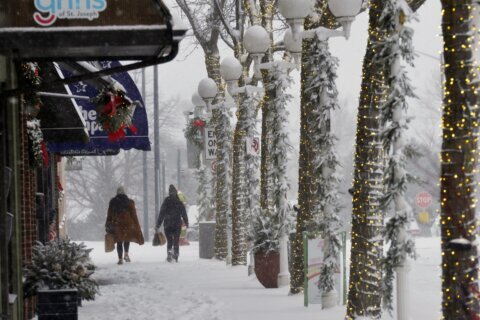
[199,221,215,259]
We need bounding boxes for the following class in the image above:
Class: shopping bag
[153,231,166,246]
[105,233,115,252]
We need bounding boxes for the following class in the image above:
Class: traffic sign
[415,191,432,208]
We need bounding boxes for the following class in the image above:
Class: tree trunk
[440,1,480,319]
[346,1,387,318]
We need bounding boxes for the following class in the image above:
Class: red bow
[102,92,124,116]
[193,119,205,128]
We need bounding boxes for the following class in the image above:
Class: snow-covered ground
[78,237,441,320]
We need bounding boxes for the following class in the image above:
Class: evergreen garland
[26,118,48,167]
[244,92,261,242]
[196,163,214,221]
[253,62,292,253]
[21,62,43,114]
[304,36,343,297]
[213,101,232,260]
[374,0,417,312]
[23,239,99,301]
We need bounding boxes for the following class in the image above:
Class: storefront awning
[0,0,186,61]
[46,61,150,156]
[37,63,89,144]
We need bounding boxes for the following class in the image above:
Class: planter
[37,289,78,320]
[254,250,280,288]
[321,289,338,309]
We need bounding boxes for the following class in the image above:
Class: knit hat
[116,186,125,195]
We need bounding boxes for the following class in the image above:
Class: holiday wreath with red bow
[184,117,207,148]
[94,86,138,141]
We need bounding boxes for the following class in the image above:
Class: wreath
[94,86,138,141]
[184,118,206,148]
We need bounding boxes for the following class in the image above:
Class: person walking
[105,186,144,265]
[156,184,189,262]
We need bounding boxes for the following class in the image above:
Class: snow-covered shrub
[23,239,98,301]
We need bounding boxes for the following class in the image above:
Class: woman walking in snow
[156,185,189,262]
[105,186,144,264]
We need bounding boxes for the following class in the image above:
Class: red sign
[210,159,217,173]
[415,191,432,208]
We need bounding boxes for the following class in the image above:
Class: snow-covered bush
[23,239,98,301]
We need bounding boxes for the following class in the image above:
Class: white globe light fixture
[278,0,313,41]
[243,25,270,77]
[328,0,363,39]
[283,29,303,69]
[197,77,218,112]
[191,93,206,118]
[220,57,243,95]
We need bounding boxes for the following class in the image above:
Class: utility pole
[177,149,181,190]
[141,68,149,240]
[154,65,160,225]
[161,156,166,198]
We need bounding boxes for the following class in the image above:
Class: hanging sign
[204,127,217,160]
[246,136,260,156]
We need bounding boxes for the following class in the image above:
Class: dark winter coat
[156,191,188,230]
[105,194,144,245]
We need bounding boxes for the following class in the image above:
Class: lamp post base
[277,273,290,287]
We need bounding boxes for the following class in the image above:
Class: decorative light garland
[439,1,480,319]
[346,1,388,318]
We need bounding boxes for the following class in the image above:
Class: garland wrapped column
[439,1,480,319]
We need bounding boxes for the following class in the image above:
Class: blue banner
[47,61,151,155]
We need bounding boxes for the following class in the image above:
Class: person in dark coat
[106,186,144,265]
[156,184,189,262]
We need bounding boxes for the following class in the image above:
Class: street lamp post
[258,0,362,292]
[197,77,234,263]
[221,56,264,266]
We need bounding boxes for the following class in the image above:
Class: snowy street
[78,238,441,320]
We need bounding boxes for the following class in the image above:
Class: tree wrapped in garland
[94,86,138,142]
[373,0,417,312]
[304,35,343,307]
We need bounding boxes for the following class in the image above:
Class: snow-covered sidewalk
[78,238,441,320]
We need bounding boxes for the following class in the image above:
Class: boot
[124,254,131,262]
[117,258,123,265]
[167,250,173,263]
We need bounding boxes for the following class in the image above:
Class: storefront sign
[47,61,151,155]
[33,0,108,26]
